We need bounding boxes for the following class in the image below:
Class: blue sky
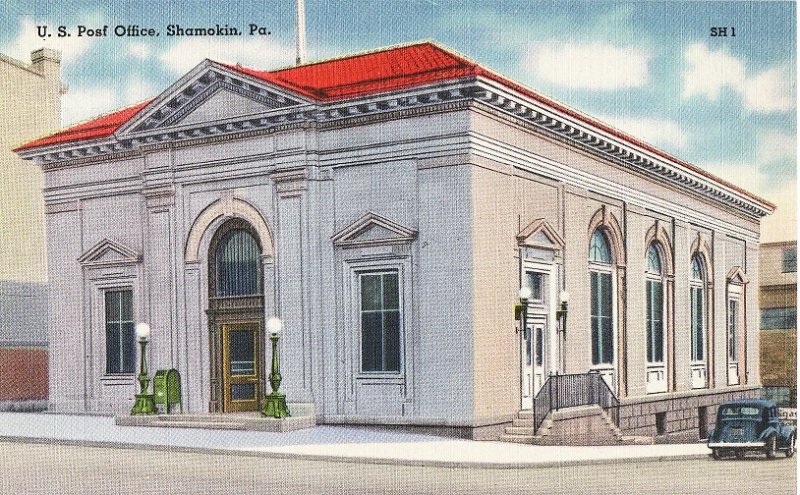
[2,1,796,240]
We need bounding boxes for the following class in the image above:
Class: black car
[708,399,795,459]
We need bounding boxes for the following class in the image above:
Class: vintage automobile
[708,399,796,459]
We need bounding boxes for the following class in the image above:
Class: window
[105,289,135,374]
[535,326,543,367]
[728,299,738,362]
[690,256,706,362]
[783,248,797,273]
[590,230,612,263]
[655,412,667,435]
[646,245,664,364]
[526,272,544,302]
[360,271,401,372]
[761,307,797,330]
[215,229,261,297]
[590,230,613,365]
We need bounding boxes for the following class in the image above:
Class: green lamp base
[262,392,290,418]
[131,393,158,415]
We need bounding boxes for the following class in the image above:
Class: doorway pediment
[78,238,141,267]
[517,219,564,250]
[332,212,417,248]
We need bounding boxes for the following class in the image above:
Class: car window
[720,406,760,417]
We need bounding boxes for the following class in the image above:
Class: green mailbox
[153,369,182,414]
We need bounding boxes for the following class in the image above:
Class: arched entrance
[208,219,265,412]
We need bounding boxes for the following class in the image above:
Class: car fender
[779,424,795,445]
[758,426,780,442]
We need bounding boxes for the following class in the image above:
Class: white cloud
[742,66,795,113]
[2,14,103,65]
[61,86,117,126]
[522,42,651,90]
[682,43,794,113]
[758,131,796,165]
[159,37,294,75]
[682,43,745,101]
[597,115,688,151]
[127,42,153,61]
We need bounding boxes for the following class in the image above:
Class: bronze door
[222,322,260,412]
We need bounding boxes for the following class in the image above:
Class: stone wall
[618,386,761,442]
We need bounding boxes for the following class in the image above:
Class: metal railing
[532,372,620,433]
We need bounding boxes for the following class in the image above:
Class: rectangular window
[690,286,704,361]
[728,299,738,362]
[646,280,664,363]
[535,326,543,367]
[782,248,797,273]
[761,307,797,330]
[105,289,135,374]
[360,272,401,373]
[526,272,544,302]
[591,271,613,365]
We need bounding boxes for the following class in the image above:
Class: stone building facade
[759,240,796,405]
[0,48,62,406]
[16,42,771,440]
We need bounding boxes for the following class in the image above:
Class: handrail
[532,372,620,433]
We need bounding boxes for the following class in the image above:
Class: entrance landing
[116,405,315,432]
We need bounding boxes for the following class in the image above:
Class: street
[0,440,796,495]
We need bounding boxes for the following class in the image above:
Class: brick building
[0,48,62,407]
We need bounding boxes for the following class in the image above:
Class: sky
[1,0,796,241]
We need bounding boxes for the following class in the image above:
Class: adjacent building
[760,240,797,406]
[15,42,773,440]
[0,48,62,407]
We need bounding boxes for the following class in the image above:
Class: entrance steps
[498,406,653,446]
[116,404,316,432]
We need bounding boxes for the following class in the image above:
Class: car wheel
[735,450,746,459]
[786,434,795,458]
[765,435,778,459]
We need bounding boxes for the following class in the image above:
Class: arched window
[589,229,614,365]
[645,244,664,364]
[690,255,706,363]
[590,230,612,263]
[215,228,262,297]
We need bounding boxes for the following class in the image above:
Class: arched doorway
[208,219,265,412]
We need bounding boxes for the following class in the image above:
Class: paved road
[0,440,796,495]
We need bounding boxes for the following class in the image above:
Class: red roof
[13,41,773,210]
[16,99,153,151]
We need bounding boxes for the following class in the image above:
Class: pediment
[517,218,564,250]
[118,61,307,135]
[79,239,141,266]
[727,266,749,285]
[332,212,417,247]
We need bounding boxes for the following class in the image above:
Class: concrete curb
[0,435,711,470]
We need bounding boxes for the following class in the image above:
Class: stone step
[497,434,538,444]
[512,418,534,428]
[145,413,260,423]
[147,420,249,430]
[504,426,536,436]
[517,410,534,419]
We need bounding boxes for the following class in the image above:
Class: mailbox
[153,369,182,414]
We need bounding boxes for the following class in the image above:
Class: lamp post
[556,291,570,374]
[131,322,157,415]
[262,316,291,418]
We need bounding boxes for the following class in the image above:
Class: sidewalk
[0,412,710,469]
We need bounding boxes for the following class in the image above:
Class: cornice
[19,74,771,219]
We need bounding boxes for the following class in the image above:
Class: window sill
[356,373,405,384]
[101,374,136,386]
